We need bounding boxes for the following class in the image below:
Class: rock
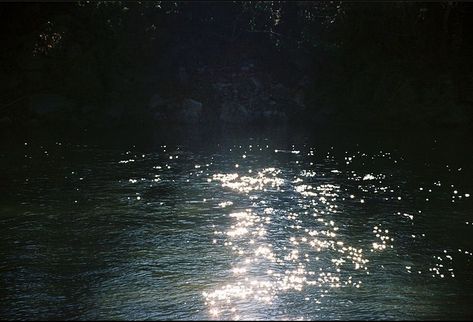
[178,66,189,85]
[182,98,203,110]
[197,65,208,74]
[263,110,274,118]
[262,109,286,121]
[240,59,257,71]
[294,88,305,107]
[179,98,203,123]
[220,101,249,123]
[213,82,231,89]
[249,77,262,92]
[271,83,291,101]
[149,94,165,110]
[238,77,262,97]
[153,111,168,122]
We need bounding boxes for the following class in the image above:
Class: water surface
[1,125,472,320]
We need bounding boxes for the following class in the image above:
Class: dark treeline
[1,1,472,129]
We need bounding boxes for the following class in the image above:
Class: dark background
[1,1,473,130]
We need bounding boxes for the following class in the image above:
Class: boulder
[270,83,292,101]
[240,59,257,71]
[237,77,262,97]
[262,108,286,121]
[213,82,233,98]
[153,111,168,122]
[178,66,189,85]
[179,98,203,123]
[294,88,305,107]
[149,94,165,110]
[249,77,262,92]
[220,101,249,123]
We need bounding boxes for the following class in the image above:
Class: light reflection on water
[204,159,379,320]
[0,127,472,320]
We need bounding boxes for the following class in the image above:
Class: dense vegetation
[1,1,472,129]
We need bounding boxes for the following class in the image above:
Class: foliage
[0,1,472,126]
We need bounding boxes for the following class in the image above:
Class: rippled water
[1,125,472,320]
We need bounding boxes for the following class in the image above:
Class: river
[0,124,472,320]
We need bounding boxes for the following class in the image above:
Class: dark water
[1,125,472,320]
